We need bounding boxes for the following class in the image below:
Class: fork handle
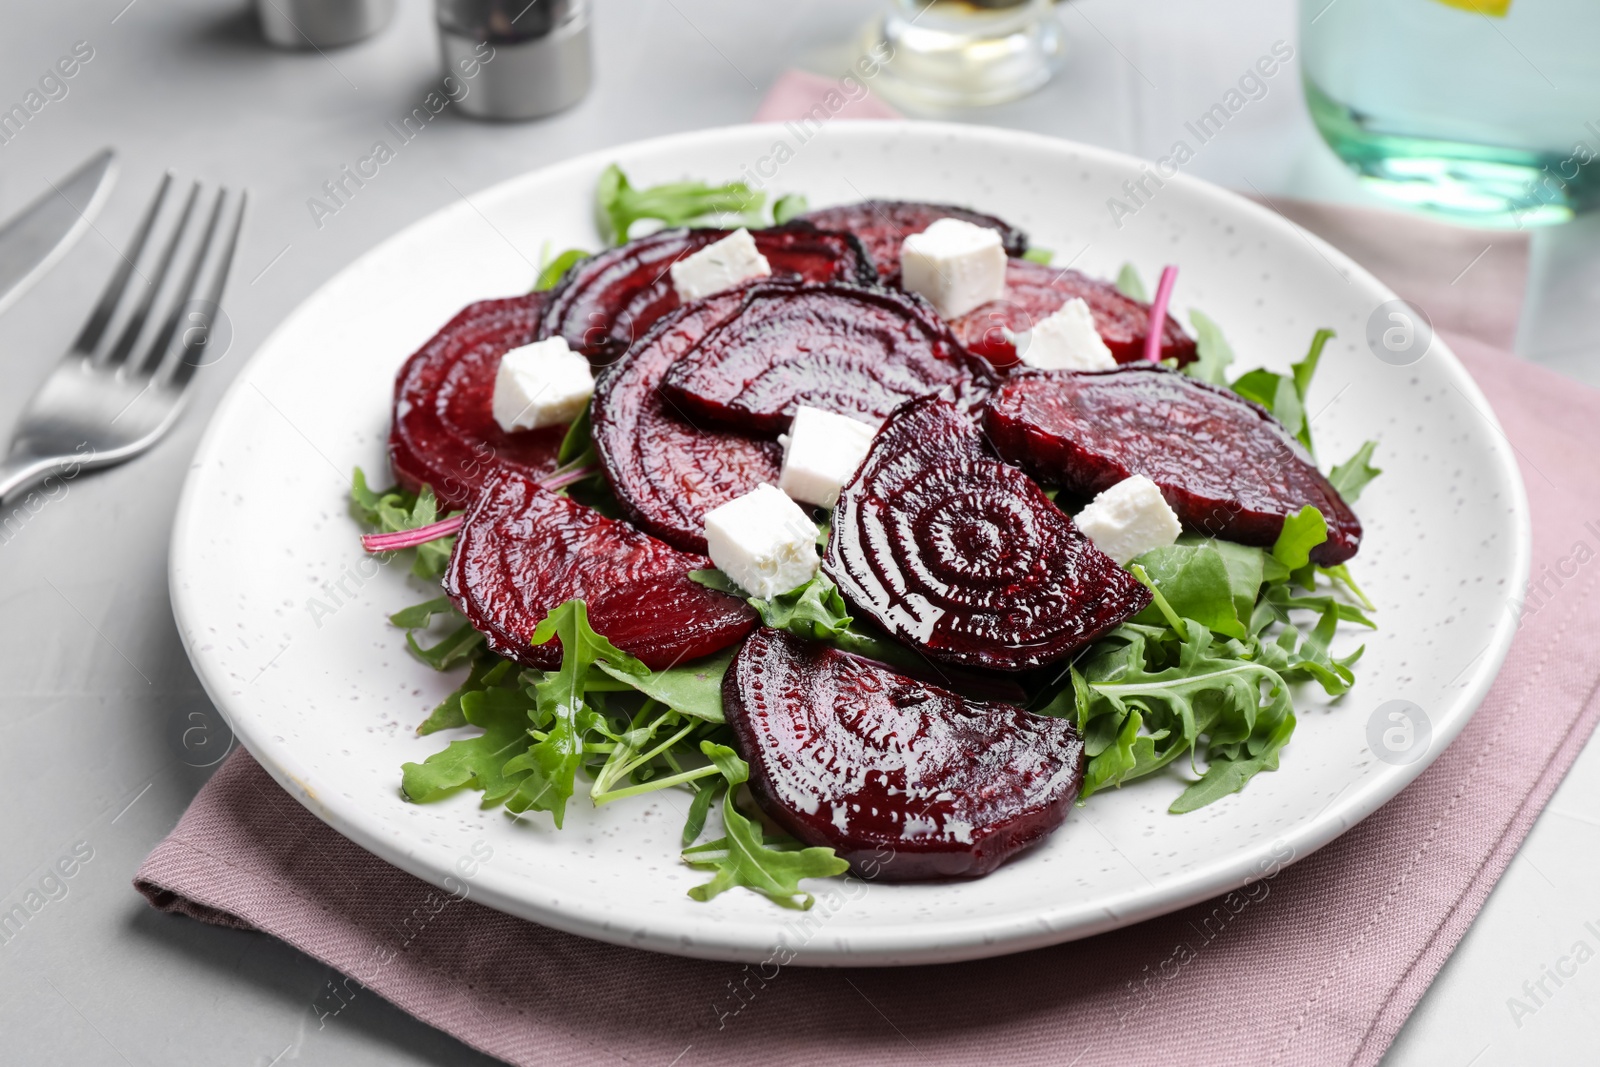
[0,455,67,506]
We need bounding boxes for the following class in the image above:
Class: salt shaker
[437,0,593,121]
[257,0,396,49]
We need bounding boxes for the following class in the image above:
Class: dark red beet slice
[983,364,1362,565]
[537,222,874,367]
[443,470,756,669]
[389,293,565,511]
[823,395,1150,671]
[590,288,783,553]
[802,200,1028,279]
[951,260,1196,369]
[658,282,981,433]
[724,628,1086,881]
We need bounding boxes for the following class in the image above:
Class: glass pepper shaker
[437,0,594,121]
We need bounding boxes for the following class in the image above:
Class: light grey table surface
[2,1,1597,1064]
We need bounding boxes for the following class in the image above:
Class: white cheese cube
[703,484,820,599]
[1074,475,1182,565]
[777,406,878,508]
[898,218,1007,319]
[1014,298,1117,371]
[670,228,772,302]
[491,336,594,433]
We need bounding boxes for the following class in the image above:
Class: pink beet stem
[358,467,598,553]
[1144,265,1178,363]
[541,464,598,493]
[361,514,463,553]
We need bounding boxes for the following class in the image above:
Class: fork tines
[77,173,247,385]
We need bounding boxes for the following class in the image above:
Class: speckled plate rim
[170,121,1531,966]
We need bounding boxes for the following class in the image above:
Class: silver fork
[0,174,246,504]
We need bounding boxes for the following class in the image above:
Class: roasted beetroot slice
[388,293,565,511]
[823,395,1150,671]
[724,628,1085,881]
[590,290,783,553]
[802,200,1028,279]
[443,470,756,669]
[984,364,1363,565]
[658,282,980,433]
[951,260,1196,369]
[537,222,874,367]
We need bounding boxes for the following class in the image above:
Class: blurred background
[1,2,1596,1064]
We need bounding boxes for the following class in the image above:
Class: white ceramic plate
[171,122,1529,966]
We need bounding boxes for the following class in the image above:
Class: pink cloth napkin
[136,89,1600,1066]
[752,69,902,123]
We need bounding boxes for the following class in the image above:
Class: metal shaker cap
[438,0,593,121]
[258,0,396,50]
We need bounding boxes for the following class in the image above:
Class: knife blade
[0,147,117,318]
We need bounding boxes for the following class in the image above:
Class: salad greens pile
[531,164,811,292]
[352,170,1384,909]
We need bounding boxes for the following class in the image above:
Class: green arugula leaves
[401,682,538,805]
[1062,509,1372,813]
[771,193,810,225]
[396,597,849,906]
[682,742,849,909]
[1115,262,1149,302]
[1329,440,1383,503]
[1185,309,1236,386]
[1230,328,1334,456]
[692,570,916,670]
[595,164,768,247]
[534,247,590,292]
[500,601,637,825]
[350,468,460,579]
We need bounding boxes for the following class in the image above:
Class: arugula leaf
[499,600,640,826]
[682,742,848,908]
[1329,440,1382,502]
[681,780,719,847]
[688,568,739,595]
[1075,623,1296,812]
[1253,601,1365,696]
[742,573,925,667]
[406,623,484,671]
[772,193,809,225]
[1229,328,1334,456]
[417,657,512,735]
[595,648,732,724]
[556,404,596,470]
[1185,309,1236,386]
[401,685,534,805]
[1271,506,1329,571]
[390,596,454,630]
[535,247,590,292]
[349,468,459,579]
[750,573,855,640]
[1115,262,1148,302]
[1130,543,1248,640]
[1169,709,1295,813]
[594,164,765,246]
[1318,562,1374,610]
[1022,247,1054,265]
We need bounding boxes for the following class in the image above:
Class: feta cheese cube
[1074,475,1182,565]
[670,228,772,302]
[777,406,878,508]
[703,484,820,599]
[899,218,1007,319]
[1014,298,1117,371]
[491,336,594,433]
